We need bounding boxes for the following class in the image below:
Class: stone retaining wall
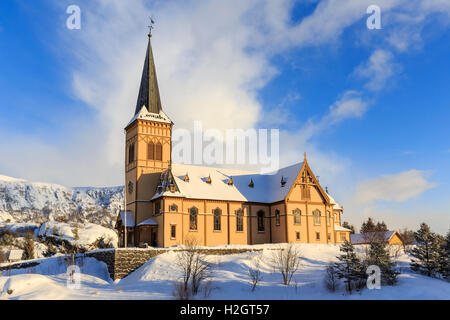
[86,248,262,280]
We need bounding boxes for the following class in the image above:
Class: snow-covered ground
[1,244,449,300]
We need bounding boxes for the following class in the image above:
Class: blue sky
[0,0,449,233]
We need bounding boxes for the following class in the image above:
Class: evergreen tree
[375,221,388,232]
[342,221,355,234]
[335,240,363,293]
[368,242,399,285]
[360,218,377,233]
[437,230,450,281]
[410,223,441,277]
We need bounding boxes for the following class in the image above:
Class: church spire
[135,32,162,115]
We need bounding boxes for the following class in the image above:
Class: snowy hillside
[0,174,124,228]
[1,244,449,300]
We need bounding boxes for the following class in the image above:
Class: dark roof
[135,35,162,115]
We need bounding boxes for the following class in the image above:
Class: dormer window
[227,177,234,186]
[170,183,175,193]
[184,173,190,182]
[248,179,254,188]
[281,176,286,187]
[206,175,212,184]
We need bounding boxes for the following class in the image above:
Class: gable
[286,161,330,204]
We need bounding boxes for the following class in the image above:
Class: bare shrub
[174,236,212,298]
[324,262,339,292]
[248,253,264,291]
[272,244,301,285]
[173,280,191,300]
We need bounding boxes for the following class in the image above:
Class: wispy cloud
[353,170,437,205]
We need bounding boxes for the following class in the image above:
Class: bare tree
[272,244,301,285]
[173,236,212,299]
[324,262,339,292]
[248,253,264,291]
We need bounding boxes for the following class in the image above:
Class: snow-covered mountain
[0,174,124,228]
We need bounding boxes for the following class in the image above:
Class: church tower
[124,32,173,245]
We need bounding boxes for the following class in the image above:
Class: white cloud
[354,49,400,91]
[353,170,437,204]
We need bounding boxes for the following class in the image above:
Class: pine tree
[335,240,363,293]
[368,242,399,285]
[437,230,449,281]
[410,223,441,277]
[360,217,377,233]
[375,221,388,232]
[342,221,355,234]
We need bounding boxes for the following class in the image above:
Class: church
[115,33,352,248]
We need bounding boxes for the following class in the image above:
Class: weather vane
[148,16,155,36]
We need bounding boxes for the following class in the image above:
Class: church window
[316,232,320,240]
[275,210,280,226]
[170,204,178,212]
[236,210,244,232]
[293,209,301,225]
[213,208,221,231]
[296,232,300,240]
[155,142,163,161]
[148,142,155,160]
[171,225,176,239]
[327,211,331,226]
[128,143,135,163]
[328,233,331,241]
[155,201,161,215]
[313,210,321,226]
[257,211,265,232]
[190,207,198,231]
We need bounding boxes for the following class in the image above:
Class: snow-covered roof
[137,218,158,226]
[8,249,24,261]
[126,105,172,128]
[326,192,342,210]
[334,225,352,232]
[120,211,135,227]
[152,162,303,203]
[351,231,397,244]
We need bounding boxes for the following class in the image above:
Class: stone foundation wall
[86,248,262,280]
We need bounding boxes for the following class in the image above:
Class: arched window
[155,142,163,161]
[313,210,321,226]
[275,209,280,226]
[293,209,301,225]
[128,143,135,164]
[257,210,265,232]
[148,141,155,160]
[189,207,198,231]
[169,204,178,212]
[236,210,244,232]
[213,208,221,231]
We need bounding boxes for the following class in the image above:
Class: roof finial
[147,16,155,37]
[304,152,307,161]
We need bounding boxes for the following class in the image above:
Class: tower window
[293,209,301,225]
[128,143,135,164]
[189,207,198,231]
[156,142,163,161]
[257,210,265,232]
[296,232,300,240]
[275,210,280,226]
[155,201,161,215]
[236,210,244,232]
[316,232,320,240]
[213,208,221,231]
[148,142,155,160]
[171,225,176,239]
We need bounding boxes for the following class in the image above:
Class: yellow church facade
[116,34,351,248]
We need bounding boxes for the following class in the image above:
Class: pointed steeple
[135,33,162,115]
